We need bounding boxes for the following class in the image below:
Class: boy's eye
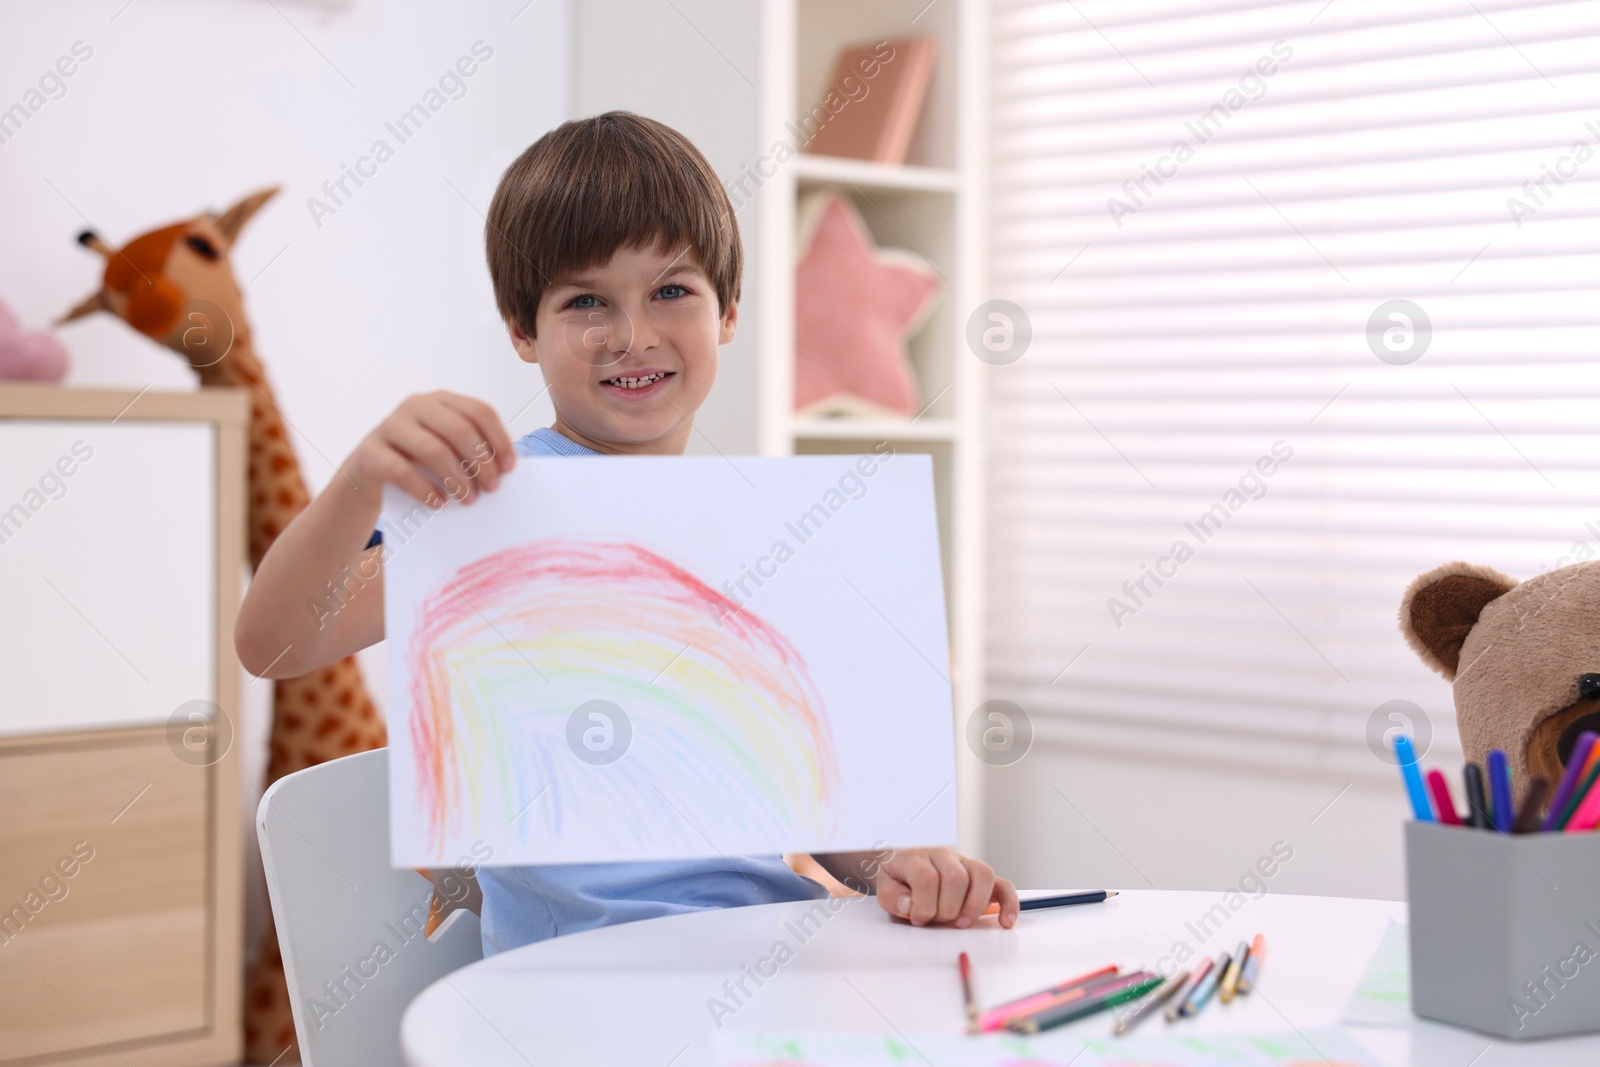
[657,284,687,299]
[568,294,602,309]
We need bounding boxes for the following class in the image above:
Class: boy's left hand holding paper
[817,848,1019,929]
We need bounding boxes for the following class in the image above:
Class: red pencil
[1427,769,1462,825]
[959,952,977,1026]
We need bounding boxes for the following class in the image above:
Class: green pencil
[1014,974,1164,1034]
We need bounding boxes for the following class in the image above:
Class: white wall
[569,0,767,457]
[0,0,570,965]
[985,742,1410,903]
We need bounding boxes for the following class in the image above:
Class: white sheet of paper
[1340,919,1412,1026]
[381,453,956,867]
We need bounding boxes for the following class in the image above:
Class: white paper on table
[714,1025,1386,1067]
[1340,918,1412,1026]
[381,453,957,867]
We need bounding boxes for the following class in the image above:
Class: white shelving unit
[573,0,989,852]
[757,0,990,851]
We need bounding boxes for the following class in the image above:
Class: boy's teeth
[606,372,665,389]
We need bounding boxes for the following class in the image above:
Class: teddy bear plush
[1401,560,1600,789]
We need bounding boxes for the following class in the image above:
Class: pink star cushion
[794,191,940,418]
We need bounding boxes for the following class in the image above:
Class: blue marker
[1487,749,1513,833]
[1394,735,1434,821]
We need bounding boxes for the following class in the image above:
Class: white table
[402,890,1600,1065]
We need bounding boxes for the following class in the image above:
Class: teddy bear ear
[1400,562,1518,680]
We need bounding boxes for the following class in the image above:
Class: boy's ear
[506,317,538,364]
[719,299,739,345]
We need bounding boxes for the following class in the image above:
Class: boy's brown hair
[486,111,741,336]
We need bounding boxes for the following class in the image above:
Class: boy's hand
[344,391,516,506]
[874,847,1019,929]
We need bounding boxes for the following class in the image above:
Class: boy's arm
[234,392,514,679]
[810,848,1019,929]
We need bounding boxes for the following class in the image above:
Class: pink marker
[1565,778,1600,831]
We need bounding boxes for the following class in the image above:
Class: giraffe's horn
[213,186,281,246]
[56,290,109,326]
[76,230,115,259]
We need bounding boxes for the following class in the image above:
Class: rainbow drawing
[404,534,839,858]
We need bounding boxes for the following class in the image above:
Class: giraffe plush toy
[58,187,385,1064]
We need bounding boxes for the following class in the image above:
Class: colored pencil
[1426,769,1462,825]
[1542,731,1598,831]
[1464,763,1491,829]
[1165,958,1211,1021]
[1238,934,1266,994]
[982,889,1118,916]
[1013,972,1163,1034]
[1512,777,1552,833]
[973,965,1119,1032]
[984,969,1130,1031]
[1182,952,1229,1017]
[1393,735,1434,821]
[1113,970,1187,1035]
[1218,940,1249,1003]
[958,952,977,1027]
[1487,749,1514,833]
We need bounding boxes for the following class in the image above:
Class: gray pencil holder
[1406,821,1600,1039]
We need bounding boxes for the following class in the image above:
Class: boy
[236,111,1018,955]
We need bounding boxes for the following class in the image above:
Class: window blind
[986,0,1600,776]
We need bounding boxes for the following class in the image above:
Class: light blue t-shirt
[474,426,829,956]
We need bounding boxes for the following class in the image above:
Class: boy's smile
[508,242,737,455]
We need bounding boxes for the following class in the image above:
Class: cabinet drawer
[0,730,211,1062]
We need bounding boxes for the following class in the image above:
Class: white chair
[257,748,483,1066]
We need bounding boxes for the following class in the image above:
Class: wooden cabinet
[0,386,246,1067]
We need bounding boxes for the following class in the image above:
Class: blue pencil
[1181,951,1229,1017]
[1487,749,1513,833]
[1393,735,1434,821]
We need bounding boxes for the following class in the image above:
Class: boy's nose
[569,307,641,365]
[596,305,660,358]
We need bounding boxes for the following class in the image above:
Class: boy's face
[509,242,736,455]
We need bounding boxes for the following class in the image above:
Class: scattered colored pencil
[971,965,1118,1033]
[1113,970,1187,1035]
[1164,960,1208,1021]
[1013,972,1163,1034]
[959,952,978,1027]
[1218,939,1249,1003]
[1238,934,1266,994]
[1181,952,1229,1017]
